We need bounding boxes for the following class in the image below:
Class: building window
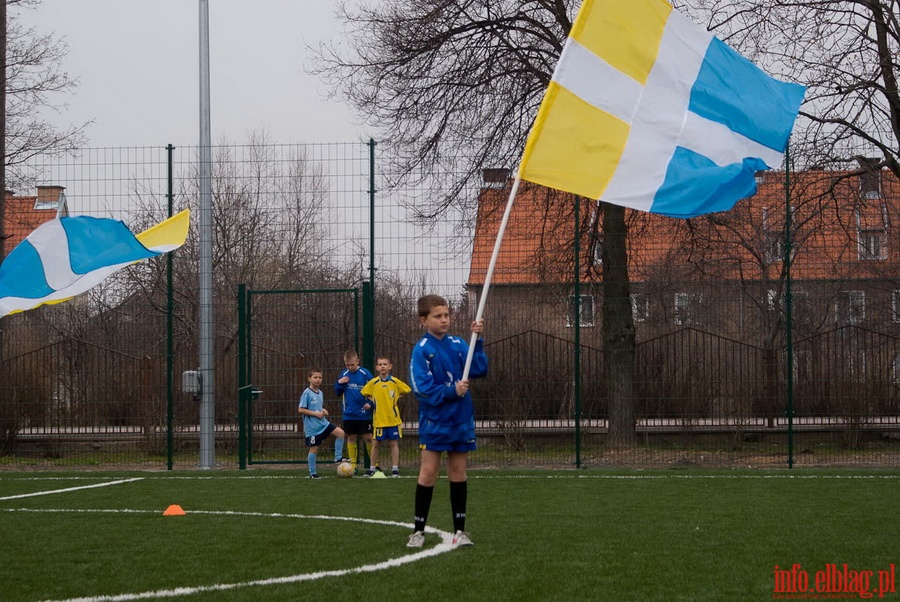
[674,292,702,326]
[591,233,604,267]
[764,230,785,264]
[631,293,648,323]
[762,206,791,264]
[791,291,811,327]
[567,295,594,328]
[860,170,881,200]
[470,291,481,321]
[793,349,810,383]
[893,291,900,323]
[858,229,886,260]
[481,168,511,188]
[767,289,780,312]
[769,289,809,321]
[835,290,865,325]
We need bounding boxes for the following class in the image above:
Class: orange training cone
[163,504,186,516]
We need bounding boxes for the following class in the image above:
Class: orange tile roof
[469,181,591,285]
[2,187,67,254]
[468,170,900,286]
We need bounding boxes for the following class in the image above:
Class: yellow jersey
[361,375,411,428]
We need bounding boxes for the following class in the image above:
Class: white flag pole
[462,172,523,380]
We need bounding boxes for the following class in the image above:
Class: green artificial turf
[1,469,898,601]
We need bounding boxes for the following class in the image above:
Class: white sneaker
[406,531,425,548]
[451,530,473,547]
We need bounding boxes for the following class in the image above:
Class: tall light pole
[198,0,215,469]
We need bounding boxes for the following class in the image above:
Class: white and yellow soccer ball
[336,461,354,478]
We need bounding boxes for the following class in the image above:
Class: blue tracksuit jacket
[409,332,488,445]
[334,366,374,421]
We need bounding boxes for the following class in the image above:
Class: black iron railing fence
[2,142,899,469]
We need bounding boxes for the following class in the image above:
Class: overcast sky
[19,1,369,147]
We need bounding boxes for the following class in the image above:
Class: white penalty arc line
[5,508,454,602]
[0,478,144,501]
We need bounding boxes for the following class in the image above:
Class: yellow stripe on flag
[18,210,190,313]
[520,83,630,200]
[135,209,190,252]
[572,0,671,86]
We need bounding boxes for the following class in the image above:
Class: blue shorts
[374,425,401,441]
[419,436,476,453]
[305,423,338,447]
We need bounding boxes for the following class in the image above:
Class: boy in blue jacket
[406,294,487,548]
[334,349,375,475]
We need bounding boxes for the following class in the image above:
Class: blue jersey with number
[409,332,487,444]
[299,387,328,438]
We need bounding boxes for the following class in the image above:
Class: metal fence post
[574,195,583,468]
[362,281,375,373]
[784,145,794,468]
[364,138,377,371]
[368,139,377,300]
[166,143,175,470]
[237,283,247,470]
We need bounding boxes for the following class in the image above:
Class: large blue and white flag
[519,0,806,218]
[0,210,190,317]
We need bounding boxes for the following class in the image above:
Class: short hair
[343,349,359,362]
[375,355,392,363]
[307,368,323,378]
[417,294,449,318]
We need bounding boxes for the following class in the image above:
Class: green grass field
[1,468,898,601]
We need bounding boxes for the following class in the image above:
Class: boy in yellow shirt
[361,355,411,477]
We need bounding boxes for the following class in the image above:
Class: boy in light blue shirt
[298,368,346,479]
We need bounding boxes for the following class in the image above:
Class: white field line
[81,473,891,481]
[2,508,454,602]
[2,473,896,598]
[3,474,899,487]
[5,473,899,485]
[473,474,900,479]
[0,478,144,501]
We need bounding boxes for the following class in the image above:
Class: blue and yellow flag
[519,0,806,218]
[0,210,190,317]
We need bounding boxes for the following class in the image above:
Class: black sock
[414,484,434,533]
[450,480,467,532]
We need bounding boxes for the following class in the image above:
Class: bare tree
[316,0,899,446]
[313,1,572,216]
[5,0,89,190]
[37,136,338,426]
[1,0,89,418]
[689,0,899,177]
[600,203,636,447]
[314,0,643,445]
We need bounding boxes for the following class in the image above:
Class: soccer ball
[336,461,354,478]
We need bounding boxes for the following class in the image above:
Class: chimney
[35,185,66,210]
[855,158,881,201]
[482,168,512,189]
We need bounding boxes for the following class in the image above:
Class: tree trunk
[601,203,637,448]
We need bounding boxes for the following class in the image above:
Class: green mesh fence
[1,142,899,469]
